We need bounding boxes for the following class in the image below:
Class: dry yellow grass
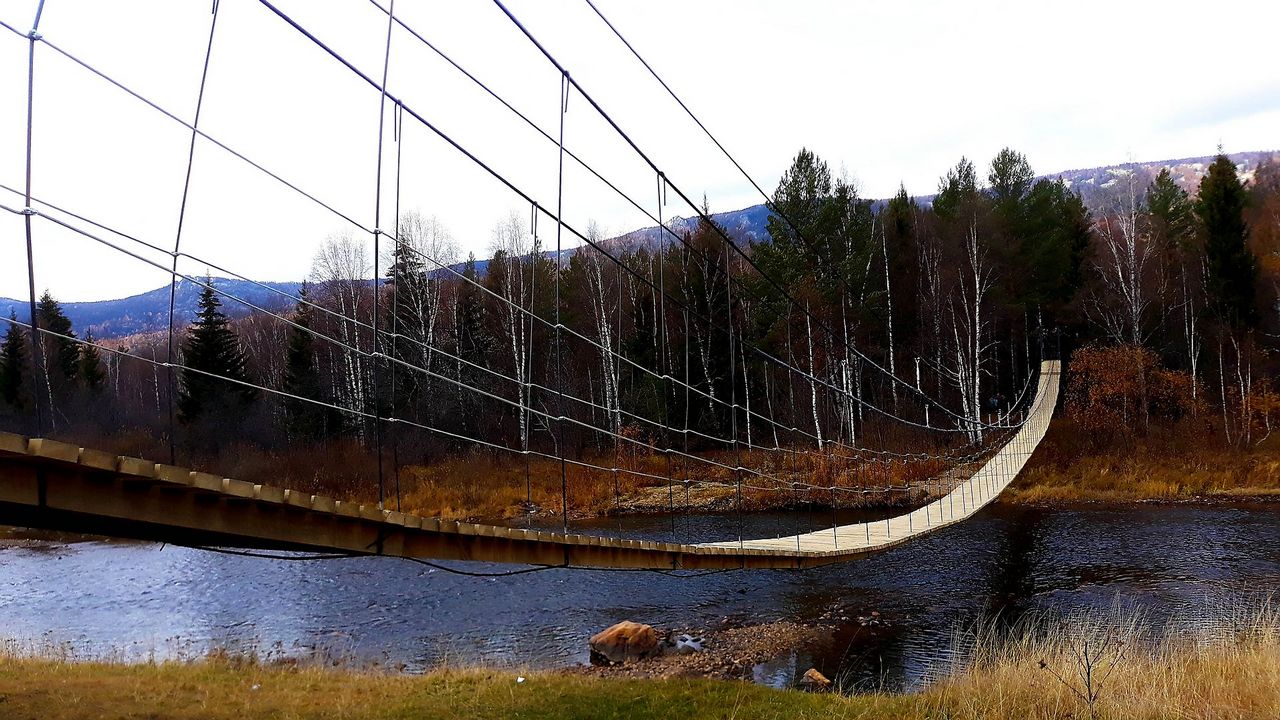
[5,606,1280,719]
[932,603,1280,719]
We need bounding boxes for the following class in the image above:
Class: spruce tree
[0,313,26,409]
[1196,154,1258,327]
[454,253,491,363]
[36,291,78,381]
[385,240,429,408]
[178,281,256,423]
[281,283,333,439]
[78,329,106,392]
[1148,168,1196,248]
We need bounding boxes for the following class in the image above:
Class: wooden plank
[0,431,28,456]
[28,438,80,463]
[116,457,155,479]
[254,484,285,503]
[222,478,255,499]
[79,448,118,471]
[190,472,223,493]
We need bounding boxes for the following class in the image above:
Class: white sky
[2,0,1278,302]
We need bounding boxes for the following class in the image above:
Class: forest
[2,148,1277,517]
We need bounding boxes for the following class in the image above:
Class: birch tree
[489,211,535,451]
[1088,170,1160,346]
[310,232,370,426]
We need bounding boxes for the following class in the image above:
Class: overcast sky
[2,0,1278,302]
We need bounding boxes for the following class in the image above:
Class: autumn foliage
[1066,345,1203,440]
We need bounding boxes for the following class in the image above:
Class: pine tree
[36,291,78,382]
[178,281,256,423]
[1018,178,1091,315]
[78,329,106,392]
[281,283,334,439]
[1197,154,1258,327]
[0,313,26,409]
[932,156,978,220]
[988,147,1034,214]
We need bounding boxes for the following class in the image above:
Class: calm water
[2,503,1279,691]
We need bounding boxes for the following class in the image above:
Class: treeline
[2,148,1276,476]
[1,294,106,426]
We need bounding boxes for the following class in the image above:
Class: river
[2,502,1278,691]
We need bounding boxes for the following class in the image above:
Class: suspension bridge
[0,360,1055,570]
[1,1,1063,572]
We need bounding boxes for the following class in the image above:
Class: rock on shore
[589,621,663,665]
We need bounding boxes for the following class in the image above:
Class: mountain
[4,151,1275,341]
[1,277,303,340]
[595,151,1278,253]
[603,204,774,251]
[1048,150,1276,208]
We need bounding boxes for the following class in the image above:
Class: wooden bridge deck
[0,362,1058,570]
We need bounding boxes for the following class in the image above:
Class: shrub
[1066,345,1204,444]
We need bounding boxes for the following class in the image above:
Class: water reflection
[2,503,1278,690]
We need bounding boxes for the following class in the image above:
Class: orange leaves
[1066,345,1203,443]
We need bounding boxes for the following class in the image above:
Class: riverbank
[1006,418,1280,504]
[402,415,1280,522]
[5,608,1280,719]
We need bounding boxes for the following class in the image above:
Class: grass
[1008,416,1280,504]
[6,606,1280,719]
[0,660,908,720]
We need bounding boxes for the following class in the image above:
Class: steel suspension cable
[370,0,396,510]
[166,0,221,465]
[491,0,990,431]
[254,4,1019,459]
[19,1,48,437]
[554,71,569,531]
[360,0,1007,441]
[247,0,1011,460]
[583,0,993,424]
[2,179,1004,484]
[2,7,1039,515]
[16,10,1004,446]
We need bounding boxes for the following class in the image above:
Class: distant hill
[1,277,302,340]
[4,151,1274,341]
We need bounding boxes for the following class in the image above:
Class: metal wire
[492,0,998,432]
[258,0,1018,444]
[365,0,1010,437]
[2,182,1024,490]
[10,18,1020,456]
[0,4,1052,556]
[166,0,221,465]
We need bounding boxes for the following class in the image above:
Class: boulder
[799,667,832,689]
[673,634,704,655]
[589,621,663,665]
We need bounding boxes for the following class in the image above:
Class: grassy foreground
[5,610,1280,720]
